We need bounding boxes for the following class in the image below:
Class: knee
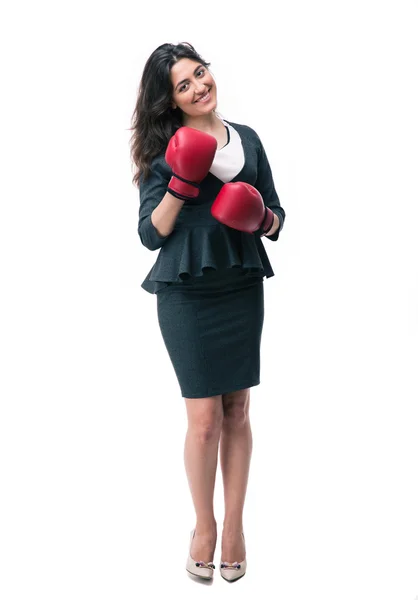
[194,419,223,443]
[186,397,224,442]
[222,389,250,427]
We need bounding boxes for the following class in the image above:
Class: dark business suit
[138,119,285,398]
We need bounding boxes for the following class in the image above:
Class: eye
[178,69,205,93]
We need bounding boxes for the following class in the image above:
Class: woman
[130,42,286,582]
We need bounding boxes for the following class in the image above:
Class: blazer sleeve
[253,135,286,242]
[138,155,172,251]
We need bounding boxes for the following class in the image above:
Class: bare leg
[220,388,252,562]
[184,395,224,562]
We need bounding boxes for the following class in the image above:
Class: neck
[182,111,222,132]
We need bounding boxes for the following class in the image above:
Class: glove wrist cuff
[168,174,200,199]
[260,207,275,233]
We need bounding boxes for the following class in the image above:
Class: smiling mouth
[194,88,212,103]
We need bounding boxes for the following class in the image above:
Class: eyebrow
[175,64,204,91]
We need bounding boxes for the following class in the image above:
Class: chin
[199,101,217,113]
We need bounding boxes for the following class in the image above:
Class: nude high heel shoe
[185,529,216,580]
[219,531,247,582]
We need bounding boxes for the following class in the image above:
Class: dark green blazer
[138,120,286,294]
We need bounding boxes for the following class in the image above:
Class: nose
[195,83,206,94]
[194,84,208,101]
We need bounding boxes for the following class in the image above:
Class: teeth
[197,91,210,102]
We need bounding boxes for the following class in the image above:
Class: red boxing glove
[165,127,217,201]
[211,182,275,235]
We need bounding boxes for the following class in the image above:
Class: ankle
[222,523,243,535]
[195,521,217,536]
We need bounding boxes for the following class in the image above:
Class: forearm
[150,191,185,237]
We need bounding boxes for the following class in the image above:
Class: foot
[221,528,246,564]
[190,527,217,564]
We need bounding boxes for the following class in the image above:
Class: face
[170,58,217,116]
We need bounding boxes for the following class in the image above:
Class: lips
[195,88,211,103]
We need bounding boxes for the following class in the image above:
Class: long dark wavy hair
[129,42,220,186]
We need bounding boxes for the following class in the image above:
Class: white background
[1,1,417,598]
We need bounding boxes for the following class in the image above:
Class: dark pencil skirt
[156,267,265,399]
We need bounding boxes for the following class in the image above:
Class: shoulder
[223,120,263,159]
[138,150,171,189]
[150,151,170,172]
[140,151,171,184]
[223,120,261,144]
